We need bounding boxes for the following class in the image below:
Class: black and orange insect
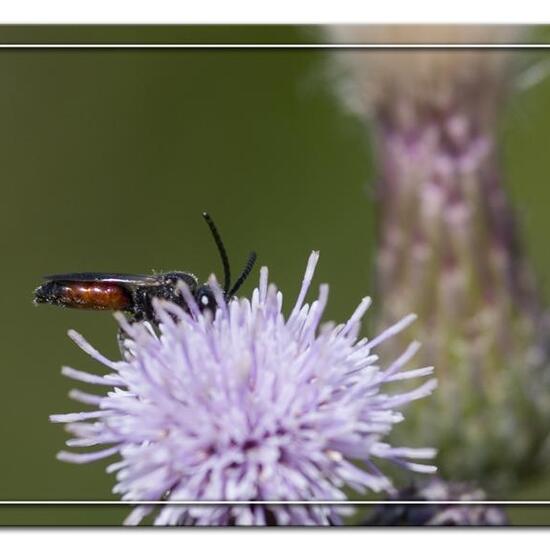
[33,213,257,324]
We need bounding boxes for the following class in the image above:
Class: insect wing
[42,272,161,287]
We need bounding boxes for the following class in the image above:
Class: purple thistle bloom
[50,252,437,526]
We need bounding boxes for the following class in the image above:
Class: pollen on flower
[50,251,437,526]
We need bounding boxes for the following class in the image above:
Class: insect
[33,212,257,324]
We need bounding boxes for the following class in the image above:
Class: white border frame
[3,35,550,509]
[0,44,549,49]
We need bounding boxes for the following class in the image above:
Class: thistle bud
[367,478,508,526]
[330,25,550,489]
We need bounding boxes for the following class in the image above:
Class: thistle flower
[50,252,436,526]
[329,25,550,489]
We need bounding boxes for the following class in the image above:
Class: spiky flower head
[50,252,436,526]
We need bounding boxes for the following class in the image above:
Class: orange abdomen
[60,282,131,310]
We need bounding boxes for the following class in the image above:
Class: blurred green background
[0,25,550,525]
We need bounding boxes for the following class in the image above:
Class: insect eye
[196,286,216,313]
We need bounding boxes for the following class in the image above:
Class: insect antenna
[202,212,231,294]
[228,251,257,298]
